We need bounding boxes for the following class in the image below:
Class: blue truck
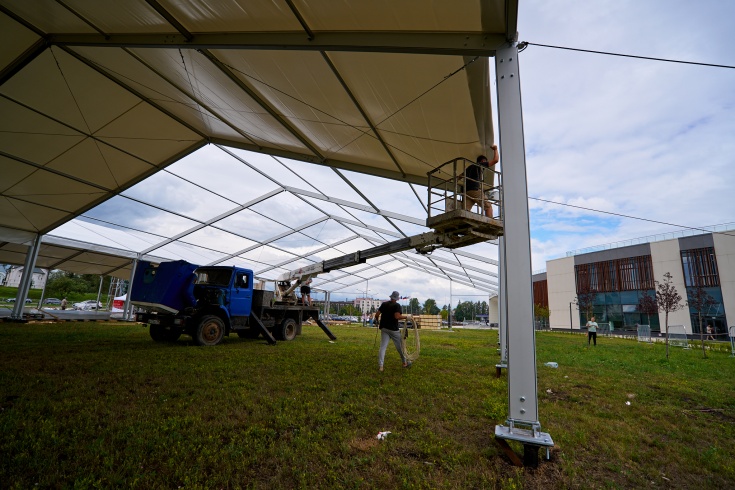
[130,260,335,346]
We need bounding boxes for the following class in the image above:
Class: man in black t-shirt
[461,145,499,217]
[375,291,412,371]
[299,277,312,306]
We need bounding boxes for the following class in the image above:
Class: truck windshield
[194,268,232,287]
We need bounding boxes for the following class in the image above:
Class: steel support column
[37,270,48,309]
[496,236,508,375]
[95,276,104,311]
[11,234,42,320]
[123,257,139,321]
[493,45,553,459]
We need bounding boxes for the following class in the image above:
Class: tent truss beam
[49,32,507,56]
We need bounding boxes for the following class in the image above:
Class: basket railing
[427,157,502,220]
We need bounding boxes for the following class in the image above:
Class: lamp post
[569,302,573,332]
[448,278,453,331]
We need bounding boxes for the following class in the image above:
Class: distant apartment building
[353,297,383,313]
[2,266,48,289]
[537,229,734,336]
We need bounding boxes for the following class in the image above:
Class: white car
[73,300,103,310]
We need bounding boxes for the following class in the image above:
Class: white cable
[401,316,420,362]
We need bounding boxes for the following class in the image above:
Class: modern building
[538,230,735,337]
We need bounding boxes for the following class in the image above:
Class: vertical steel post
[123,257,139,321]
[37,269,48,309]
[493,45,553,454]
[325,291,331,322]
[448,278,453,330]
[11,234,42,320]
[498,236,508,365]
[95,276,104,312]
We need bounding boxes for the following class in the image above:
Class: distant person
[586,316,598,346]
[61,298,67,310]
[706,324,715,341]
[459,145,499,217]
[299,278,312,306]
[375,291,412,371]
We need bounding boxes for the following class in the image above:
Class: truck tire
[194,315,225,346]
[276,318,297,341]
[150,324,182,342]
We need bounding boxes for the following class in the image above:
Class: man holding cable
[375,291,412,372]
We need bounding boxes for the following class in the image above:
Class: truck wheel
[150,325,181,342]
[276,318,297,341]
[194,315,225,346]
[150,324,167,342]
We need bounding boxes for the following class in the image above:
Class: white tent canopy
[0,0,517,293]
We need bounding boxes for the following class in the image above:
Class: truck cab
[192,266,254,319]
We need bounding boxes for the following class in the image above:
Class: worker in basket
[459,145,499,217]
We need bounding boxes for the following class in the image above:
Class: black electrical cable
[529,197,735,239]
[522,42,735,70]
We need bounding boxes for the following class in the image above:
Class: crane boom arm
[277,210,503,282]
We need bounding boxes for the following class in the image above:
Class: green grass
[1,324,734,489]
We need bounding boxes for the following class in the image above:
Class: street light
[569,299,581,332]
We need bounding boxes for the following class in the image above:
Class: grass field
[1,323,734,489]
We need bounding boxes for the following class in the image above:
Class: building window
[533,280,548,309]
[575,255,654,293]
[681,247,719,288]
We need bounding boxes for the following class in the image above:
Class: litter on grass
[377,431,392,440]
[544,362,558,368]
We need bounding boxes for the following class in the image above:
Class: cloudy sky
[519,0,735,269]
[51,0,735,309]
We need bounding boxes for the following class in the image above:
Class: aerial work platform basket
[426,157,504,249]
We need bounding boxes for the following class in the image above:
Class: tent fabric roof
[0,0,516,294]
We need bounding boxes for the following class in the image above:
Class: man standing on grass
[375,291,412,372]
[586,316,598,346]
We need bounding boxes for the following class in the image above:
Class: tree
[440,305,448,321]
[655,272,685,360]
[408,298,420,315]
[46,271,88,299]
[687,284,716,359]
[637,292,658,326]
[422,298,439,315]
[534,304,550,328]
[575,283,596,324]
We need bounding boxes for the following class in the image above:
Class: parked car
[44,298,62,305]
[73,300,103,310]
[4,298,32,303]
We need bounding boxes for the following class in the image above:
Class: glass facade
[574,246,729,333]
[576,255,659,330]
[584,289,660,330]
[681,247,727,335]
